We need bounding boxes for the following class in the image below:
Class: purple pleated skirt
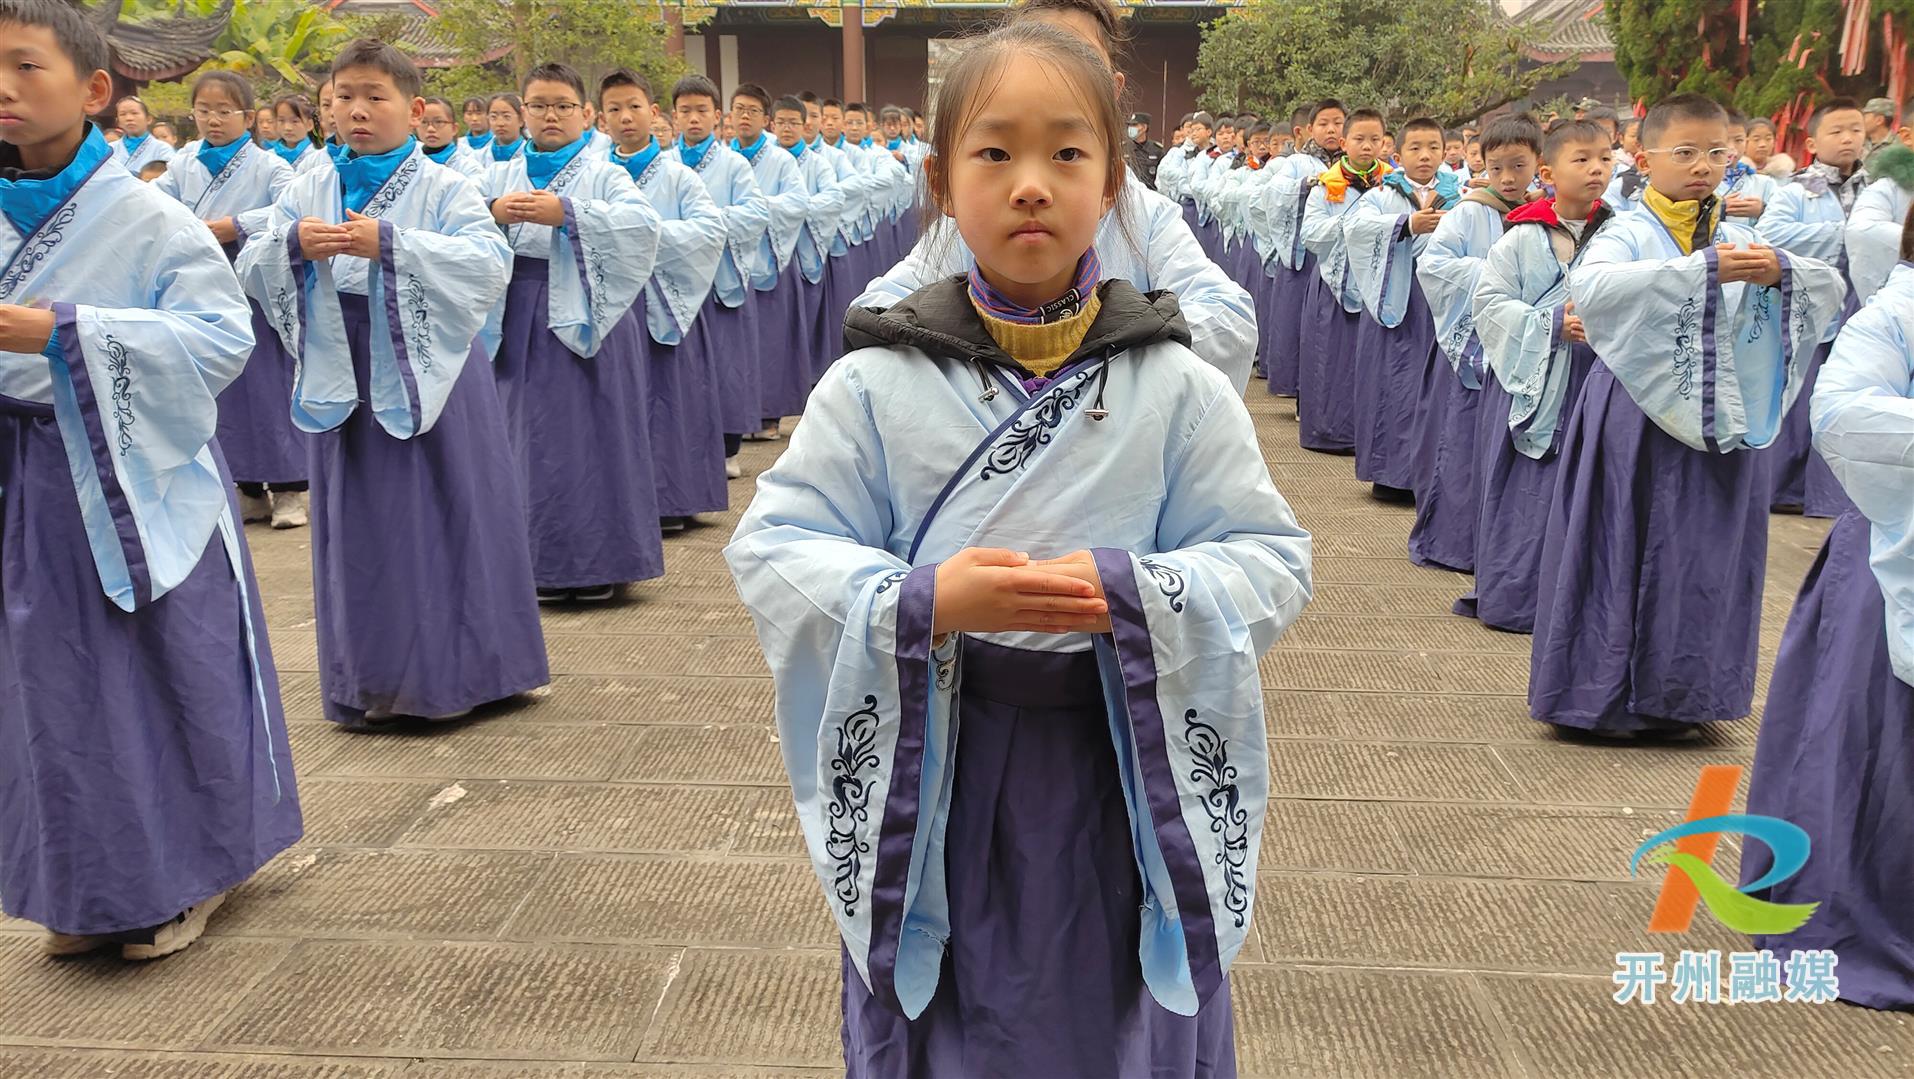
[310,295,549,726]
[1528,363,1769,732]
[1407,360,1482,573]
[1353,287,1438,492]
[1743,511,1914,1010]
[1460,345,1597,633]
[702,293,761,437]
[1263,257,1307,397]
[1297,274,1360,454]
[493,257,663,590]
[842,641,1237,1077]
[216,302,310,485]
[755,261,818,420]
[644,310,728,520]
[0,407,300,934]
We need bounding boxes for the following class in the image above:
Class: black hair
[192,70,254,112]
[462,96,487,113]
[272,92,313,125]
[771,94,806,118]
[331,38,422,99]
[1190,111,1215,128]
[1309,99,1347,125]
[1399,116,1443,142]
[798,90,820,105]
[1290,106,1311,130]
[1179,112,1195,127]
[421,96,456,116]
[1542,118,1610,162]
[671,73,722,108]
[0,0,109,78]
[1482,113,1544,157]
[1585,106,1619,126]
[1007,0,1129,67]
[822,97,843,111]
[845,102,872,118]
[1344,107,1386,133]
[1746,116,1777,134]
[523,61,586,101]
[598,67,653,107]
[878,104,903,121]
[1808,96,1863,136]
[1246,124,1273,139]
[1641,93,1729,146]
[732,82,773,112]
[118,95,151,118]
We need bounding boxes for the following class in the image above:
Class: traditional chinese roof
[324,0,509,68]
[1506,0,1613,62]
[90,0,233,82]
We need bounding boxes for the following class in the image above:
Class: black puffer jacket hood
[842,275,1192,374]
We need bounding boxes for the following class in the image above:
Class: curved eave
[113,57,214,81]
[1524,49,1613,63]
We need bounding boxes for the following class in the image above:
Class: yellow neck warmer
[973,290,1103,378]
[1642,185,1723,256]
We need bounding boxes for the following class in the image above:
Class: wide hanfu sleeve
[1472,229,1573,458]
[723,361,956,1022]
[1089,377,1312,1017]
[1141,192,1258,393]
[40,218,255,611]
[798,155,848,284]
[1569,231,1844,452]
[1341,188,1419,328]
[546,166,661,358]
[643,172,725,346]
[753,153,811,290]
[1417,205,1492,386]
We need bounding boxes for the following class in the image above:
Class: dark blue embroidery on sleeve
[103,333,135,456]
[403,274,433,372]
[1184,709,1250,928]
[0,205,77,301]
[1671,296,1700,399]
[826,695,882,917]
[1140,557,1187,613]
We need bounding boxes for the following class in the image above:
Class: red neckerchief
[1506,196,1607,229]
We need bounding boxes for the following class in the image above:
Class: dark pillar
[843,6,865,101]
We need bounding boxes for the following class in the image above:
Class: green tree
[431,0,686,100]
[1191,0,1579,126]
[92,0,351,88]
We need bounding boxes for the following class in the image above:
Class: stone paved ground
[3,390,1912,1078]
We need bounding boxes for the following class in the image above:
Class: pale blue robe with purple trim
[1845,176,1910,302]
[155,137,306,484]
[237,142,548,724]
[1742,262,1914,1008]
[737,134,815,419]
[682,137,769,437]
[1248,158,1315,396]
[110,132,174,175]
[1717,167,1778,225]
[1298,179,1371,452]
[0,128,298,933]
[616,147,728,518]
[481,141,667,589]
[1528,211,1844,731]
[791,140,848,383]
[1342,181,1443,491]
[726,345,1311,1071]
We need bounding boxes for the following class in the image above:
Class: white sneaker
[238,490,271,523]
[725,456,743,479]
[121,891,225,961]
[269,490,308,529]
[41,928,113,957]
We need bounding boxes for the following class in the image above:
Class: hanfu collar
[731,131,769,163]
[678,133,718,170]
[490,135,526,161]
[611,136,662,183]
[338,137,416,215]
[1642,184,1723,256]
[271,138,310,165]
[122,133,150,157]
[525,131,589,188]
[0,123,110,236]
[1381,168,1459,208]
[196,135,247,178]
[859,135,875,149]
[1319,156,1390,203]
[886,135,903,152]
[784,138,807,161]
[423,142,459,165]
[326,137,349,165]
[464,131,493,150]
[967,248,1102,326]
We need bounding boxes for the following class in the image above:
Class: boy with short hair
[672,74,769,482]
[773,93,848,386]
[1343,116,1460,501]
[238,39,548,727]
[1718,110,1776,222]
[1254,99,1345,398]
[482,61,664,602]
[1463,137,1487,187]
[1298,107,1390,455]
[1757,97,1869,517]
[1409,114,1543,573]
[1443,128,1468,178]
[600,68,729,532]
[0,0,299,959]
[1530,94,1845,737]
[729,82,814,439]
[1463,119,1614,633]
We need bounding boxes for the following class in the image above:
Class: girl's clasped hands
[930,547,1114,637]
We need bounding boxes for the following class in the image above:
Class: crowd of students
[2,0,1911,1072]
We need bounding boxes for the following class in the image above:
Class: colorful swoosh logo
[1630,813,1819,936]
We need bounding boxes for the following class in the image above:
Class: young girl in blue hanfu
[486,93,527,163]
[270,93,324,175]
[0,0,299,960]
[1741,202,1914,1011]
[727,22,1311,1078]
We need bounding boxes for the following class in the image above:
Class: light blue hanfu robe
[1248,152,1330,396]
[1845,174,1911,302]
[0,125,298,935]
[270,138,321,173]
[737,132,817,420]
[726,279,1311,1073]
[488,135,529,164]
[111,131,174,175]
[789,139,848,383]
[680,134,769,440]
[236,139,548,725]
[613,141,729,519]
[1529,208,1845,732]
[1297,172,1373,452]
[852,173,1258,392]
[1717,164,1778,224]
[155,136,306,485]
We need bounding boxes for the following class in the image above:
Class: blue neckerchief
[271,139,309,165]
[338,137,416,214]
[1723,159,1755,188]
[610,136,662,184]
[886,136,902,152]
[784,138,806,161]
[490,136,525,161]
[464,132,493,150]
[859,135,874,149]
[424,142,459,165]
[830,134,847,150]
[326,138,349,165]
[0,124,111,236]
[678,133,717,170]
[730,131,768,163]
[122,133,150,157]
[525,131,589,188]
[808,134,826,152]
[196,135,247,178]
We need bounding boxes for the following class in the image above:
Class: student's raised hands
[1714,242,1783,287]
[339,210,384,259]
[1561,300,1587,344]
[1723,194,1765,219]
[206,217,240,245]
[931,547,1110,637]
[1026,550,1114,634]
[492,191,566,227]
[297,216,352,260]
[1408,189,1446,235]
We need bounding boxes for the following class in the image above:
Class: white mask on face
[1127,125,1140,140]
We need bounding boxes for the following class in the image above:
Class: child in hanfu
[1298,107,1391,455]
[728,23,1310,1079]
[729,82,814,442]
[1252,100,1345,399]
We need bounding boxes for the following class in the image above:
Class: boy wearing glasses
[672,74,769,482]
[481,62,664,604]
[730,83,813,442]
[1526,94,1846,739]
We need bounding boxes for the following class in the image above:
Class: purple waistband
[0,392,54,418]
[960,639,1102,709]
[512,254,549,281]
